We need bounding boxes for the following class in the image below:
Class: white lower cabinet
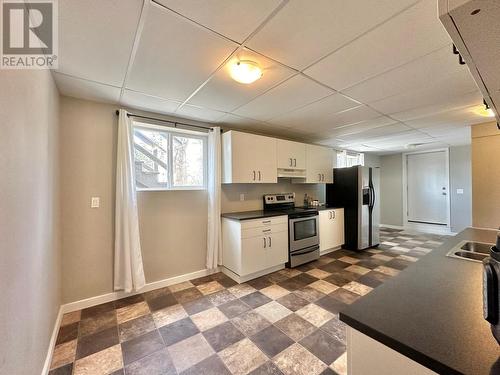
[222,216,288,282]
[319,208,345,252]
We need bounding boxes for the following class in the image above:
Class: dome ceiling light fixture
[229,60,263,84]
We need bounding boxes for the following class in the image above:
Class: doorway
[403,149,450,230]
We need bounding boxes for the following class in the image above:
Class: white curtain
[207,127,222,269]
[114,109,146,292]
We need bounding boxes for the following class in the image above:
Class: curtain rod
[115,110,221,132]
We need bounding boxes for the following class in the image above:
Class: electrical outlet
[91,197,100,208]
[456,189,464,195]
[240,194,245,201]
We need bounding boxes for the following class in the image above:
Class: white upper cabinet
[306,144,335,183]
[277,139,306,170]
[222,131,277,183]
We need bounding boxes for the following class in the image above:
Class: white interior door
[406,151,449,225]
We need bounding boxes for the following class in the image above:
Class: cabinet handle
[263,238,266,248]
[329,211,332,219]
[268,237,272,247]
[262,220,271,224]
[294,158,297,167]
[253,171,256,181]
[318,173,321,181]
[290,158,293,167]
[332,210,336,219]
[262,229,271,233]
[258,171,261,181]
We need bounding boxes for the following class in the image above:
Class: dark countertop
[221,205,345,221]
[339,228,500,375]
[221,210,287,221]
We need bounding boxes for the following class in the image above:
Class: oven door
[289,214,319,252]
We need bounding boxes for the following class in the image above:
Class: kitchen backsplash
[222,179,326,213]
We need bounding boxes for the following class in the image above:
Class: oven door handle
[290,245,319,256]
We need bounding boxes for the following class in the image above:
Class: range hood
[277,168,307,178]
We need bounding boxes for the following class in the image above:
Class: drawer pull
[262,229,271,233]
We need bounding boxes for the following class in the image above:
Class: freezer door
[370,167,380,246]
[359,166,370,249]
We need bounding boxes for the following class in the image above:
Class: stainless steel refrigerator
[326,166,380,251]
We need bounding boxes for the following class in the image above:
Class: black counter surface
[221,210,287,221]
[339,228,500,374]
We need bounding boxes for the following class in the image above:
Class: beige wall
[471,121,500,229]
[0,70,61,374]
[222,182,325,212]
[380,154,404,226]
[59,97,210,303]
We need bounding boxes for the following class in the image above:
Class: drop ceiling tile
[326,116,398,138]
[155,0,281,43]
[246,0,417,70]
[391,90,483,121]
[305,0,451,90]
[219,113,288,134]
[121,90,181,115]
[54,73,121,103]
[176,104,227,122]
[187,49,295,112]
[127,3,237,102]
[57,0,142,86]
[338,123,412,142]
[304,105,381,132]
[369,69,478,115]
[343,45,467,103]
[404,105,490,129]
[268,93,361,128]
[232,75,333,121]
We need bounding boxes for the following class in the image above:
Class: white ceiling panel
[233,75,333,121]
[325,116,398,138]
[154,0,282,43]
[246,0,417,70]
[369,69,478,115]
[391,90,483,121]
[305,0,451,90]
[176,104,226,122]
[127,3,237,102]
[54,73,121,103]
[405,105,491,129]
[121,90,181,115]
[342,45,468,103]
[187,49,295,112]
[337,123,412,142]
[57,0,143,86]
[268,93,360,128]
[219,113,289,134]
[309,105,381,131]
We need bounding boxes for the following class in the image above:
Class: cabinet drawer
[241,215,287,230]
[242,223,288,239]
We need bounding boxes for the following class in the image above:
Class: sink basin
[447,241,493,263]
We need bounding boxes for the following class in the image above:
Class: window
[133,122,207,190]
[336,150,364,168]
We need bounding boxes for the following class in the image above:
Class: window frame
[132,121,208,192]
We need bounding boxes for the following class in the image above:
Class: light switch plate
[239,194,245,201]
[456,189,464,195]
[91,197,100,208]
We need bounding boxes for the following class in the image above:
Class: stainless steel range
[263,193,320,268]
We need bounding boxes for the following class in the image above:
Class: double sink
[447,240,492,262]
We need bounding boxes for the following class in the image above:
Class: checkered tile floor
[49,228,444,375]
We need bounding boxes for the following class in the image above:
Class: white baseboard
[380,224,405,230]
[320,246,341,256]
[221,265,284,283]
[61,267,220,314]
[403,222,456,236]
[41,306,63,375]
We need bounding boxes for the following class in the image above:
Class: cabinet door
[254,135,277,183]
[266,230,288,267]
[331,209,345,248]
[306,145,334,183]
[241,236,267,275]
[277,140,306,170]
[319,210,333,252]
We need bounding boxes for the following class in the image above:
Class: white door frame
[402,148,451,234]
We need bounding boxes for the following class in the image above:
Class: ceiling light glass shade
[230,60,263,84]
[473,106,495,117]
